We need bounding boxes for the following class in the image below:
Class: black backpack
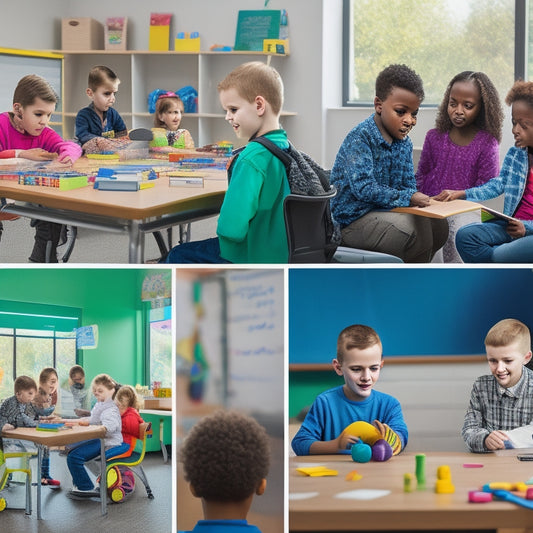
[251,136,341,250]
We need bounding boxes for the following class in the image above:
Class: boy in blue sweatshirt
[291,324,407,456]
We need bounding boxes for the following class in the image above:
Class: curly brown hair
[180,410,270,503]
[435,71,503,142]
[505,80,533,109]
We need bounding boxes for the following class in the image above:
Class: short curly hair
[180,410,270,503]
[435,71,504,142]
[375,64,424,103]
[505,80,533,110]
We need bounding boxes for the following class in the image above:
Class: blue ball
[351,442,372,463]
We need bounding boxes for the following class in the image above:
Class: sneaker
[68,487,99,498]
[42,477,61,489]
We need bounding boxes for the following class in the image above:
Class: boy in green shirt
[165,61,290,263]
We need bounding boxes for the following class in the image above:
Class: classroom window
[343,0,515,106]
[148,305,172,389]
[0,302,80,400]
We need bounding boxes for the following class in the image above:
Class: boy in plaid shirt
[0,375,37,431]
[462,319,533,452]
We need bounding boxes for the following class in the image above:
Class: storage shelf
[56,50,293,145]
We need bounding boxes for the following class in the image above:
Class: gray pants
[341,211,449,263]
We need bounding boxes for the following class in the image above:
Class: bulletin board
[289,268,533,365]
[0,48,64,134]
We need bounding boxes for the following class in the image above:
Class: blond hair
[217,61,284,115]
[115,384,143,410]
[485,318,531,355]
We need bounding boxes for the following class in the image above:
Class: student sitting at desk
[0,74,82,262]
[291,324,408,456]
[0,375,38,432]
[112,385,144,459]
[179,410,270,533]
[66,373,123,498]
[330,64,448,262]
[164,61,290,264]
[152,91,195,149]
[462,318,533,452]
[75,65,129,154]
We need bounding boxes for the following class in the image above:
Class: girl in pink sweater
[0,74,82,261]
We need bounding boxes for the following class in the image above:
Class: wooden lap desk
[2,424,106,519]
[290,452,533,532]
[0,159,227,263]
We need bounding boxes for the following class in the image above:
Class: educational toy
[175,32,201,52]
[14,171,89,191]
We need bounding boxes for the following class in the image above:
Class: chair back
[108,421,151,468]
[283,187,337,263]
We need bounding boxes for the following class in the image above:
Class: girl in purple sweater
[0,74,82,261]
[416,71,503,262]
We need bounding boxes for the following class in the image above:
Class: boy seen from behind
[165,61,290,264]
[0,375,38,431]
[291,324,408,456]
[462,318,533,452]
[179,410,270,533]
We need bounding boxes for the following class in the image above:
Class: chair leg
[134,465,154,499]
[60,225,77,263]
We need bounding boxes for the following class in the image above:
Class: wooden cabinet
[57,50,293,146]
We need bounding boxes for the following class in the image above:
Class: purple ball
[371,439,393,462]
[351,442,372,463]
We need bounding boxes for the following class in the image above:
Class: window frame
[342,0,526,107]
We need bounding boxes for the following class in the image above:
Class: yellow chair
[105,421,154,502]
[0,443,32,514]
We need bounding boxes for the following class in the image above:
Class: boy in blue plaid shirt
[0,375,37,431]
[462,319,533,452]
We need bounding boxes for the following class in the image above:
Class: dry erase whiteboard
[0,49,63,129]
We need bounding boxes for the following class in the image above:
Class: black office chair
[283,185,403,263]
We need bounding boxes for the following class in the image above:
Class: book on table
[392,199,516,222]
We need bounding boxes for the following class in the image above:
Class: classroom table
[140,408,171,463]
[2,424,107,519]
[289,451,533,532]
[0,159,227,263]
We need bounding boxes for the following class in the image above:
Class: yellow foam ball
[341,421,381,445]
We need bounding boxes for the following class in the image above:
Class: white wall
[0,0,516,166]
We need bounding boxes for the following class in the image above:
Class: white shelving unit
[55,50,293,147]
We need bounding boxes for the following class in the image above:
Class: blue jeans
[163,237,231,264]
[456,220,533,263]
[67,439,129,490]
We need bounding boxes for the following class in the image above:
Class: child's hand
[506,219,526,238]
[372,420,403,455]
[433,189,465,202]
[2,423,14,431]
[484,430,509,450]
[19,148,57,161]
[410,192,431,207]
[56,154,74,165]
[337,432,361,451]
[78,419,90,426]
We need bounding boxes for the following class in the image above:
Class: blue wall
[289,268,533,363]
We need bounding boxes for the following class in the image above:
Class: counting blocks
[435,464,455,494]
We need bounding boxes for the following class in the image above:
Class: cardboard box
[62,18,104,50]
[105,17,128,51]
[144,398,172,411]
[175,33,201,52]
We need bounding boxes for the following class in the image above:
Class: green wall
[0,267,161,389]
[289,370,342,420]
